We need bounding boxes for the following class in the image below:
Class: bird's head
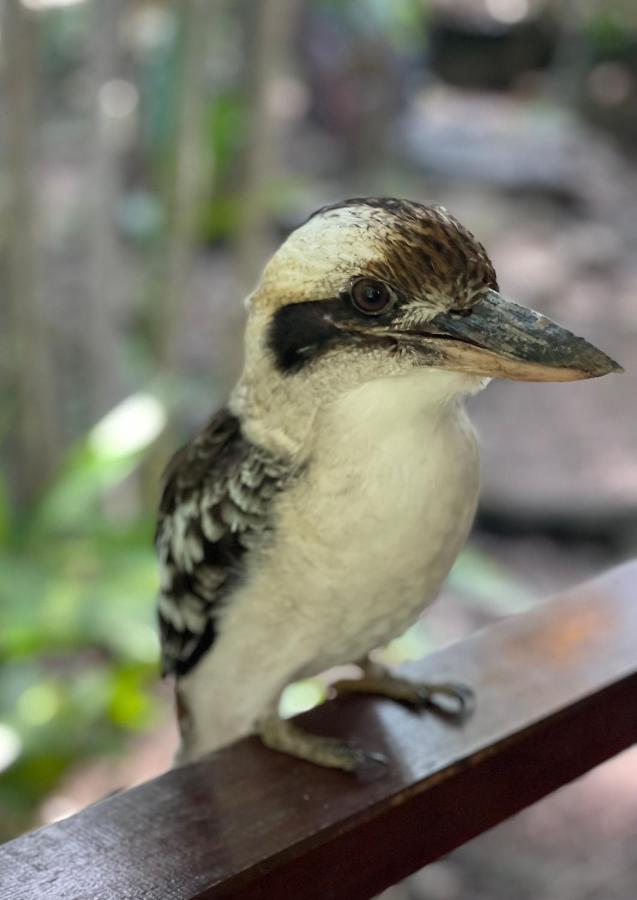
[238,199,620,432]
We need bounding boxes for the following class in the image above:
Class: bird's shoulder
[156,407,290,677]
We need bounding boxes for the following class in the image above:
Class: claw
[258,712,387,774]
[352,748,389,782]
[421,681,475,719]
[332,669,476,721]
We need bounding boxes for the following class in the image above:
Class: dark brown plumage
[310,198,498,306]
[156,408,291,676]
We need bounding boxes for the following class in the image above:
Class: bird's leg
[257,709,386,776]
[331,657,474,718]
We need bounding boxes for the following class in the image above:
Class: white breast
[257,370,481,674]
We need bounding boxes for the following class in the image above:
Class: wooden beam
[1,563,636,900]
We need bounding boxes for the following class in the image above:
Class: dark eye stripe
[268,294,400,375]
[268,299,344,374]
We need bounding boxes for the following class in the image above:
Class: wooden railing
[1,562,636,900]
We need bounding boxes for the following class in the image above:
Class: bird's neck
[230,353,485,463]
[230,352,361,460]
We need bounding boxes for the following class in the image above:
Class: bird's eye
[349,278,395,316]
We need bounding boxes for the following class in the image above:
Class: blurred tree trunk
[87,0,124,422]
[3,1,59,508]
[235,0,302,291]
[143,0,212,502]
[151,0,209,374]
[550,0,594,106]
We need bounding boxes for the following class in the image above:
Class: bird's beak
[415,289,622,381]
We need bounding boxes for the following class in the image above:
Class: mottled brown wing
[155,408,288,677]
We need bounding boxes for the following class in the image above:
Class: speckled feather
[156,409,291,677]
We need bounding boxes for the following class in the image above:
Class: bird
[155,197,621,773]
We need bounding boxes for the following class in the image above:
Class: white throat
[231,327,489,461]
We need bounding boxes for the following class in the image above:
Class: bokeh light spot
[588,63,633,107]
[279,679,325,719]
[17,684,61,726]
[0,724,22,773]
[485,0,529,24]
[99,79,139,119]
[89,393,166,459]
[21,0,86,9]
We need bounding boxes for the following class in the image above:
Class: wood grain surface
[1,562,636,900]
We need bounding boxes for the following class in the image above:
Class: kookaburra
[156,198,620,773]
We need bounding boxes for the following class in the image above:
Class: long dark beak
[422,290,622,381]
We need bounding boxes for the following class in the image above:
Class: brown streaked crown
[307,198,499,307]
[254,197,498,315]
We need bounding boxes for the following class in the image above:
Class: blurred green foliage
[587,9,637,57]
[0,395,164,841]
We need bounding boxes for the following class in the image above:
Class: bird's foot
[331,666,474,719]
[258,713,387,778]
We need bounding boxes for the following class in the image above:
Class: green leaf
[449,546,532,615]
[30,393,166,536]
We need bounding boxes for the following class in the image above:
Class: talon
[354,748,388,782]
[332,665,476,721]
[425,682,475,718]
[258,712,386,774]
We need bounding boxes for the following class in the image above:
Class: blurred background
[1,0,636,894]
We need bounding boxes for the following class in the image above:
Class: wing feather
[155,408,289,677]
